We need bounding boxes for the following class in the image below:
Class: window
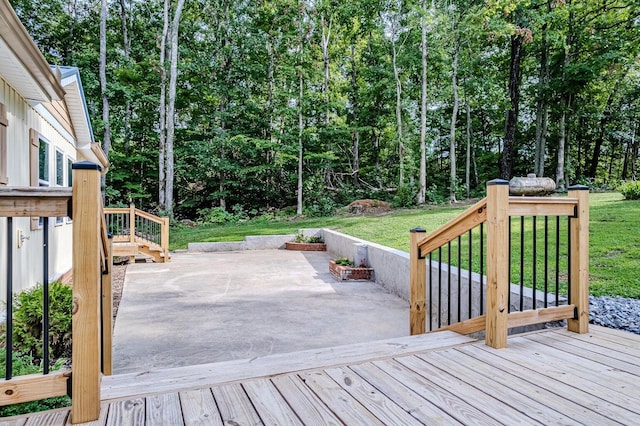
[67,158,73,186]
[55,150,64,225]
[56,150,64,186]
[0,103,7,185]
[39,138,50,186]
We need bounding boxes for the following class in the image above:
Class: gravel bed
[589,295,640,335]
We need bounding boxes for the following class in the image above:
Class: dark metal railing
[424,222,486,331]
[4,217,54,379]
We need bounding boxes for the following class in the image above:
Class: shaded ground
[112,250,408,374]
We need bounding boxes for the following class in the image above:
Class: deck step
[101,331,475,401]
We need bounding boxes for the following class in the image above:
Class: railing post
[485,179,510,349]
[161,217,170,262]
[567,185,589,333]
[129,203,136,262]
[410,228,427,335]
[71,162,102,423]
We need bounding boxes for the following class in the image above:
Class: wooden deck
[4,325,640,425]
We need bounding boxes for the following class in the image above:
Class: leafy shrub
[618,181,640,200]
[392,184,417,208]
[1,281,72,366]
[196,206,235,224]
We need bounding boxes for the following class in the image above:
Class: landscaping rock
[589,295,640,335]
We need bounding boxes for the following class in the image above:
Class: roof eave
[0,0,66,102]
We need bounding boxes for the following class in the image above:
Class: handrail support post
[485,180,510,349]
[567,185,589,333]
[410,228,427,335]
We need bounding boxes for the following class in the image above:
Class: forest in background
[11,0,640,219]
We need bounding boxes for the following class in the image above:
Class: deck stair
[105,204,170,263]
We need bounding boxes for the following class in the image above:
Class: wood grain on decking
[5,326,640,425]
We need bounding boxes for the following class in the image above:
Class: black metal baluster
[457,236,462,323]
[480,223,484,315]
[428,252,433,331]
[533,216,537,310]
[43,217,49,375]
[508,217,512,312]
[519,216,525,312]
[468,230,472,319]
[567,216,572,305]
[544,216,549,308]
[6,217,13,380]
[447,242,452,326]
[438,247,442,329]
[555,216,560,305]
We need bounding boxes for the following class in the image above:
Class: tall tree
[100,0,110,160]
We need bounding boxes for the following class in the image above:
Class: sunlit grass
[170,193,640,298]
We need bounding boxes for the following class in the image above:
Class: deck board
[178,389,223,426]
[7,325,640,425]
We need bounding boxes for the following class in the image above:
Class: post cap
[567,184,589,191]
[410,227,426,233]
[72,161,102,171]
[486,179,509,186]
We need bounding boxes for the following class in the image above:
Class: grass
[170,193,640,298]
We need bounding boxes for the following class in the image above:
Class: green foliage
[392,185,417,208]
[334,257,354,266]
[172,193,640,298]
[617,181,640,200]
[1,282,73,366]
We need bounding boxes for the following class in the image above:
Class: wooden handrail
[417,198,487,256]
[409,180,590,347]
[104,204,170,262]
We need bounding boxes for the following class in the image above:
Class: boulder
[509,174,556,196]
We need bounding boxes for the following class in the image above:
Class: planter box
[329,260,373,281]
[285,242,327,251]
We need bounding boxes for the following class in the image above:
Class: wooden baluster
[410,228,427,335]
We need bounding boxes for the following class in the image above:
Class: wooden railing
[410,179,589,349]
[0,162,111,423]
[104,204,169,263]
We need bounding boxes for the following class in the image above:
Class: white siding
[0,77,76,299]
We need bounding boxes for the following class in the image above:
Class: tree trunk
[465,101,471,199]
[350,45,360,187]
[297,71,304,215]
[165,0,186,218]
[588,87,618,178]
[392,39,404,186]
[556,95,568,190]
[321,12,331,126]
[501,33,525,180]
[534,9,549,177]
[119,0,132,153]
[418,0,428,204]
[449,37,459,203]
[631,121,638,180]
[100,0,110,159]
[158,0,169,208]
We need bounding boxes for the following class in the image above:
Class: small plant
[1,281,73,365]
[293,233,324,243]
[334,257,354,267]
[618,181,640,200]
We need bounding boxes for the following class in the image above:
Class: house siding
[0,76,75,299]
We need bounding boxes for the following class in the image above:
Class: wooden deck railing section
[410,179,589,349]
[104,204,169,263]
[0,162,112,423]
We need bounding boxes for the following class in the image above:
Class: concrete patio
[112,250,408,374]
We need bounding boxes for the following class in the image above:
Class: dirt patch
[112,264,127,324]
[346,199,391,214]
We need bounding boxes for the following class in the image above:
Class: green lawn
[171,193,640,298]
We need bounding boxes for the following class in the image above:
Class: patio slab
[112,250,409,374]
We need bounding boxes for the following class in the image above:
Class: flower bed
[329,259,373,281]
[284,241,327,251]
